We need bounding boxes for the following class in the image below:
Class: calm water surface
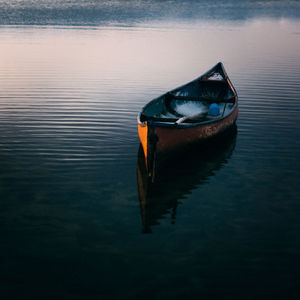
[0,15,300,300]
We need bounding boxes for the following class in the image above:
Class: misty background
[0,0,300,25]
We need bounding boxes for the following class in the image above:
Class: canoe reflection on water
[136,125,237,233]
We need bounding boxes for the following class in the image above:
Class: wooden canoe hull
[154,104,238,153]
[138,104,238,176]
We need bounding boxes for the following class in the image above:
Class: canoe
[137,62,238,177]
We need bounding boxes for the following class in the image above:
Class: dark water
[1,2,300,299]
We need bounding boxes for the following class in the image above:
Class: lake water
[1,1,300,299]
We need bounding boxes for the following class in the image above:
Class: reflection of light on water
[0,19,299,169]
[1,19,299,93]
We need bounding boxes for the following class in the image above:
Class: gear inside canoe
[139,63,237,124]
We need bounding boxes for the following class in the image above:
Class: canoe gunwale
[138,95,237,128]
[144,100,238,129]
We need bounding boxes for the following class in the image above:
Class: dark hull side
[153,104,238,154]
[138,104,238,177]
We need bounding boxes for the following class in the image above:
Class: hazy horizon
[0,0,300,25]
